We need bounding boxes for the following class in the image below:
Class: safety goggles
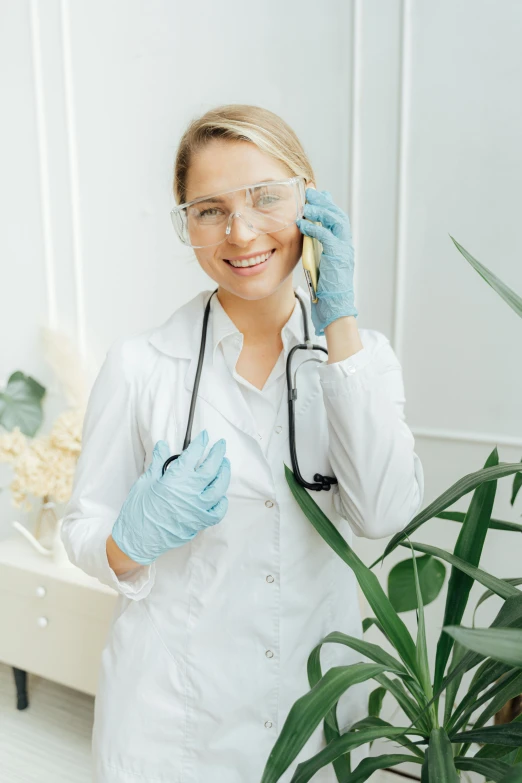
[170,175,307,249]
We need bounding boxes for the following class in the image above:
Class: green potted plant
[260,239,522,783]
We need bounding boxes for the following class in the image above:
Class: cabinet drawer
[0,561,116,621]
[0,588,116,695]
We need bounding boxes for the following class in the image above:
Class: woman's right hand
[111,429,230,566]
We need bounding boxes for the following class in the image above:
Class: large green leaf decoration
[428,728,459,782]
[388,554,446,612]
[435,447,499,693]
[450,669,522,735]
[473,579,522,625]
[450,236,522,319]
[399,542,519,600]
[0,371,46,436]
[371,462,522,567]
[288,724,420,783]
[337,754,422,783]
[511,462,522,506]
[451,723,522,747]
[259,663,387,783]
[443,626,522,668]
[284,464,418,676]
[454,757,512,782]
[368,686,386,718]
[437,510,522,533]
[499,767,522,783]
[306,630,408,734]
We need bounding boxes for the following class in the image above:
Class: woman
[61,104,424,783]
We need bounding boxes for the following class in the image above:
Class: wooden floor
[0,662,94,782]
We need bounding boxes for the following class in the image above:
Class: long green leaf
[409,540,435,720]
[443,641,468,727]
[421,747,429,783]
[444,626,522,668]
[350,716,426,758]
[472,669,522,731]
[474,716,522,760]
[322,708,351,781]
[512,463,522,506]
[369,687,386,718]
[306,631,408,733]
[290,724,419,783]
[435,448,499,693]
[448,664,516,733]
[474,579,522,625]
[341,754,422,783]
[454,756,512,782]
[375,673,432,736]
[450,236,522,318]
[499,767,522,783]
[476,744,521,761]
[371,462,522,568]
[449,669,522,735]
[428,728,459,782]
[437,510,522,534]
[406,596,522,735]
[260,663,386,783]
[284,464,418,675]
[388,554,446,612]
[452,723,522,747]
[307,632,408,686]
[399,541,520,600]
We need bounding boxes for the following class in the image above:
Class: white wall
[2,0,522,747]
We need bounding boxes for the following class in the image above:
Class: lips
[224,249,276,265]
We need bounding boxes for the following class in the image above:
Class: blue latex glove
[111,429,230,566]
[297,188,357,336]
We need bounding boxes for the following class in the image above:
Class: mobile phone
[301,188,323,303]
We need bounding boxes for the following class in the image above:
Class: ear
[306,180,316,190]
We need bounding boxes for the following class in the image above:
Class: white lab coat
[61,285,424,783]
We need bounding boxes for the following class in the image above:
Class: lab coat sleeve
[317,330,424,539]
[61,338,156,600]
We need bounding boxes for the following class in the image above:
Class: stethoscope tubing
[162,288,337,491]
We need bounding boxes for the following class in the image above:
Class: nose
[225,211,259,245]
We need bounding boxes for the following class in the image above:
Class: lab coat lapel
[184,339,260,441]
[148,288,323,445]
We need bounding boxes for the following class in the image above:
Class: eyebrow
[192,179,280,205]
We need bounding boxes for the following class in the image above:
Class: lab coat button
[265,500,274,508]
[265,650,274,658]
[346,365,357,374]
[264,721,273,729]
[275,425,282,434]
[266,575,274,583]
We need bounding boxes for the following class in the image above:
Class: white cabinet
[0,536,117,698]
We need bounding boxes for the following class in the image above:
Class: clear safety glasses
[170,175,307,249]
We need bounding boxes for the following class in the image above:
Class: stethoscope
[162,288,338,491]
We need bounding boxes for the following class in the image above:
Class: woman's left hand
[297,188,357,336]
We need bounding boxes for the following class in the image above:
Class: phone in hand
[301,187,323,303]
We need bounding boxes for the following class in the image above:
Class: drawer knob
[36,617,48,628]
[36,586,46,598]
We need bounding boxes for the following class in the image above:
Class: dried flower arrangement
[0,327,88,546]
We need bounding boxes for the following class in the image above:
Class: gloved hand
[111,429,230,566]
[297,188,357,336]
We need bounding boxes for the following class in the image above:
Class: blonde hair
[173,104,316,205]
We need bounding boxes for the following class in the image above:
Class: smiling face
[185,139,313,302]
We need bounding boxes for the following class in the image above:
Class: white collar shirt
[209,292,306,457]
